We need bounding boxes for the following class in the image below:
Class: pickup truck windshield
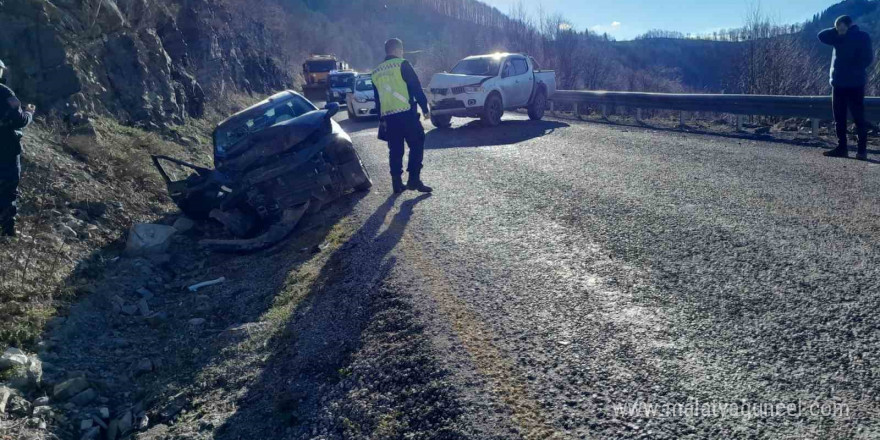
[355,78,373,91]
[451,58,501,76]
[214,95,316,155]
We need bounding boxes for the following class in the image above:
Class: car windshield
[306,60,336,72]
[330,74,355,88]
[450,58,501,76]
[214,95,316,154]
[355,78,373,91]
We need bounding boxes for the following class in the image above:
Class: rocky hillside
[1,0,291,126]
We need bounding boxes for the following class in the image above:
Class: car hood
[215,109,333,174]
[428,73,493,89]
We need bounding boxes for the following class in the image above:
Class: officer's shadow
[208,191,433,439]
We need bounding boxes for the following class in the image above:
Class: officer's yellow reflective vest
[372,58,411,117]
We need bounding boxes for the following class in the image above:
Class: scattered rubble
[53,377,90,401]
[0,347,29,369]
[124,223,177,257]
[172,216,196,233]
[188,277,225,292]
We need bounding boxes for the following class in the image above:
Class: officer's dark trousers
[833,86,868,150]
[385,111,425,177]
[0,156,21,235]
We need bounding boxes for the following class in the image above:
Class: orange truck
[302,55,349,89]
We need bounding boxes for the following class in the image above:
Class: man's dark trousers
[385,111,425,178]
[0,155,21,235]
[833,86,868,152]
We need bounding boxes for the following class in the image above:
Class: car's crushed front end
[153,91,371,252]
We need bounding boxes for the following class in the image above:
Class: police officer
[372,38,432,193]
[0,59,36,237]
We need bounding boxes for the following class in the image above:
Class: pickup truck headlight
[464,85,483,93]
[355,96,367,103]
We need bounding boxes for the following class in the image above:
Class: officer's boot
[857,136,868,161]
[391,174,406,194]
[824,142,849,158]
[406,171,433,193]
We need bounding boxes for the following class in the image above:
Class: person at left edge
[0,59,36,237]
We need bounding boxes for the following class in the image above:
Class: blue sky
[480,0,838,40]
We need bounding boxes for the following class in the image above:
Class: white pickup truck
[427,53,556,128]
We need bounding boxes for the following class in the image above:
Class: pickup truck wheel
[481,93,503,127]
[430,114,452,129]
[528,89,547,121]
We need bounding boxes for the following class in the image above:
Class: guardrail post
[736,115,744,132]
[636,108,642,123]
[679,111,685,128]
[602,105,608,119]
[573,103,580,120]
[811,119,820,137]
[549,100,555,116]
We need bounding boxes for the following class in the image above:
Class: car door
[509,57,533,107]
[497,58,520,108]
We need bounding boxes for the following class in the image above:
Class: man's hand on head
[25,104,35,113]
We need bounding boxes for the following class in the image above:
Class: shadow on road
[212,192,433,438]
[425,119,569,149]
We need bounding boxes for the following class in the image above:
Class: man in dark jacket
[0,59,36,236]
[372,38,433,193]
[819,15,874,160]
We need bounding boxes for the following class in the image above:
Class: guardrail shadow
[425,119,569,149]
[551,112,880,155]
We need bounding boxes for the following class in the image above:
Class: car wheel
[481,93,503,127]
[347,105,355,119]
[431,114,452,129]
[528,89,547,121]
[351,151,373,192]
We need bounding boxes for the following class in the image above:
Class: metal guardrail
[548,90,880,135]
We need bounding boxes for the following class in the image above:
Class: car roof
[462,53,524,61]
[215,90,306,130]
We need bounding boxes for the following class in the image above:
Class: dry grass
[0,109,226,350]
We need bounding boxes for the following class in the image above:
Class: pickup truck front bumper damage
[430,96,484,117]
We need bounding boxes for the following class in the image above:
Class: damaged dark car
[153,90,371,252]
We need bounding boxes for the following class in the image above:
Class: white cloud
[592,21,623,33]
[559,22,572,31]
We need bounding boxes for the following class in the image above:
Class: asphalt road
[311,107,880,439]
